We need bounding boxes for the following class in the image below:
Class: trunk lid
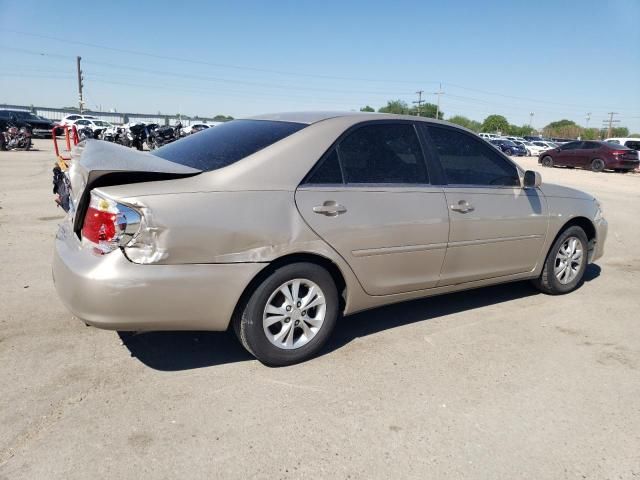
[57,139,201,234]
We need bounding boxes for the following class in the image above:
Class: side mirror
[524,170,542,189]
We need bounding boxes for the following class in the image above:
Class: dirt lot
[1,139,639,479]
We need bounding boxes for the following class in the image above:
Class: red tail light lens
[83,206,117,244]
[81,193,141,255]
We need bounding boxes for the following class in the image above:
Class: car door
[295,121,450,296]
[422,124,549,286]
[556,141,584,166]
[579,141,602,166]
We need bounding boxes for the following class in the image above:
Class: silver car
[53,112,607,366]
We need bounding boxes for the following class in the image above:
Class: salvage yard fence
[0,103,224,127]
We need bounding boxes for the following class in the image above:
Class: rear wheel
[541,155,553,167]
[233,262,339,366]
[591,158,605,172]
[531,226,588,295]
[505,148,513,156]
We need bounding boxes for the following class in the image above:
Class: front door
[556,141,584,167]
[295,122,450,296]
[422,124,549,286]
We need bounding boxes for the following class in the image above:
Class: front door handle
[313,201,347,217]
[450,200,474,213]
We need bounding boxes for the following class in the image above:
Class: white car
[58,114,98,128]
[72,119,114,134]
[181,123,212,135]
[514,140,545,156]
[605,137,640,154]
[479,133,499,140]
[532,141,558,151]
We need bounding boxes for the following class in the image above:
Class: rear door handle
[313,201,347,217]
[450,200,474,213]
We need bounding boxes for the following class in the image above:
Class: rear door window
[152,119,306,171]
[304,149,343,184]
[425,125,520,187]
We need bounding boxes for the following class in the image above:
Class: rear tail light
[611,150,627,156]
[81,192,141,255]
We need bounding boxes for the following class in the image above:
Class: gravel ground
[1,140,639,479]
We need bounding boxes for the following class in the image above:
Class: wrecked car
[53,112,607,366]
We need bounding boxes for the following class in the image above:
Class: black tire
[505,148,513,156]
[531,225,589,295]
[541,155,553,167]
[591,158,605,172]
[233,262,339,366]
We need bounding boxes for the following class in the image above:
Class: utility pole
[413,90,425,116]
[528,112,534,128]
[585,112,591,128]
[433,83,444,119]
[76,56,84,113]
[603,112,620,139]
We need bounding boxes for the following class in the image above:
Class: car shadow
[119,264,601,371]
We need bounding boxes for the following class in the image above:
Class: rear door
[580,141,602,166]
[421,124,549,286]
[295,121,450,296]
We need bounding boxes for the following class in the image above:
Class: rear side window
[338,124,428,184]
[583,141,601,149]
[425,125,520,187]
[152,120,306,171]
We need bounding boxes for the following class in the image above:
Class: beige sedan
[53,112,607,366]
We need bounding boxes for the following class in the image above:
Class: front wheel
[233,262,339,366]
[541,155,553,167]
[505,148,513,156]
[591,158,605,172]
[531,226,588,295]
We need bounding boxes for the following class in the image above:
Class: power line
[0,31,631,112]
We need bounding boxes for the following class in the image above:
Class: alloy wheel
[262,278,326,350]
[554,236,584,284]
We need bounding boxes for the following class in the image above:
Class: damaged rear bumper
[52,230,265,331]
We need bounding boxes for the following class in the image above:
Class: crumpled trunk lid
[56,139,201,234]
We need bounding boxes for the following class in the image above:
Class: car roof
[245,111,453,126]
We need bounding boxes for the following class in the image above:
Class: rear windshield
[152,119,306,171]
[604,142,630,150]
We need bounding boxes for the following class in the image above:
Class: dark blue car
[489,139,526,156]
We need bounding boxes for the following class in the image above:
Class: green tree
[360,105,375,112]
[581,128,600,140]
[447,115,481,132]
[378,100,410,115]
[506,124,535,137]
[629,133,640,138]
[610,127,629,137]
[543,119,581,139]
[481,115,509,134]
[213,115,234,122]
[409,102,442,119]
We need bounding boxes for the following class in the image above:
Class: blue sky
[1,0,639,132]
